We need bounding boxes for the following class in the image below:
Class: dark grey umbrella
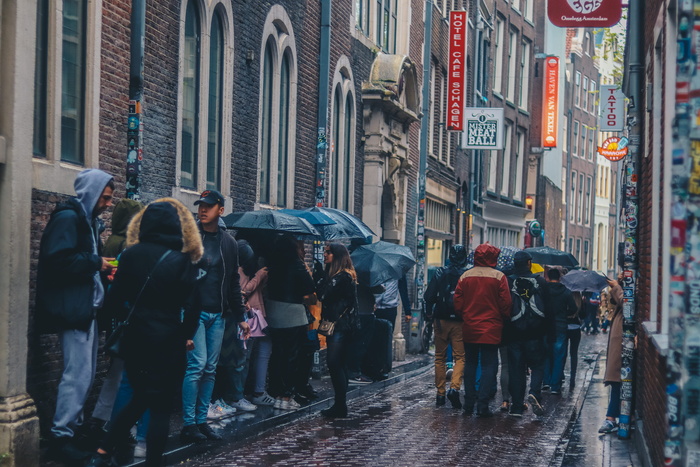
[222,210,320,236]
[524,246,579,268]
[304,207,375,242]
[351,241,416,287]
[561,270,610,293]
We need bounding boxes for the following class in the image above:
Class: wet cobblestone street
[179,335,608,467]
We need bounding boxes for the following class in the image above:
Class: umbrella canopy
[466,246,521,273]
[350,241,416,287]
[279,209,337,226]
[561,269,610,293]
[304,207,375,242]
[524,246,579,268]
[222,210,320,236]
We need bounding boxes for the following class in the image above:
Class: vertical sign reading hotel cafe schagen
[448,10,467,131]
[543,56,560,148]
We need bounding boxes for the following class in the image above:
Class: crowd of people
[424,243,624,431]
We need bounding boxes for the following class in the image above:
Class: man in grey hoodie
[37,168,115,462]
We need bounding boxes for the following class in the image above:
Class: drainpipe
[315,0,331,210]
[126,0,146,200]
[564,107,572,249]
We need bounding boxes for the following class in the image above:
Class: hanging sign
[548,0,623,28]
[600,85,626,131]
[447,10,467,131]
[598,136,629,161]
[542,56,560,148]
[462,108,504,149]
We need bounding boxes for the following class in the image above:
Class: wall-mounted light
[525,195,534,210]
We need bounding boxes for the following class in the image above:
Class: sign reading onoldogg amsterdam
[447,10,467,131]
[462,108,504,150]
[600,85,625,131]
[598,136,629,161]
[542,57,560,148]
[548,0,623,28]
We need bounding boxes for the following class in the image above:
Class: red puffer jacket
[453,244,512,345]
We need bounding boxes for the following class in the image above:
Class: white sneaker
[229,399,257,412]
[133,441,147,458]
[282,398,301,410]
[273,398,284,409]
[207,402,225,420]
[214,399,237,417]
[250,392,276,406]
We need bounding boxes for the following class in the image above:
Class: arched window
[181,0,200,189]
[329,60,356,211]
[258,7,297,207]
[206,11,224,190]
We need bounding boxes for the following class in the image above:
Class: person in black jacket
[316,242,360,418]
[543,268,578,394]
[424,244,468,409]
[37,168,115,463]
[86,198,203,467]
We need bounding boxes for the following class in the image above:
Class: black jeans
[508,338,546,413]
[564,328,582,385]
[268,325,307,397]
[326,331,351,407]
[375,307,397,331]
[463,343,499,413]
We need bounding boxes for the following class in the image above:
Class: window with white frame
[506,29,518,101]
[493,18,504,94]
[575,71,581,107]
[578,173,584,223]
[258,7,298,207]
[329,61,356,212]
[429,64,436,157]
[514,130,524,200]
[439,69,447,163]
[376,0,398,53]
[178,0,233,193]
[589,131,594,160]
[355,0,370,35]
[582,76,589,110]
[523,0,533,21]
[585,176,591,224]
[573,120,579,156]
[519,40,530,110]
[501,123,512,196]
[590,80,597,114]
[570,171,576,222]
[580,126,587,160]
[512,0,521,12]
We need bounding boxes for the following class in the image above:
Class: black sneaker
[541,384,551,392]
[528,394,544,416]
[321,405,348,418]
[180,425,207,444]
[47,437,92,463]
[85,452,115,467]
[447,389,463,409]
[477,409,494,418]
[197,423,222,441]
[436,395,446,407]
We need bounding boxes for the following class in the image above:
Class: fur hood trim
[126,197,203,263]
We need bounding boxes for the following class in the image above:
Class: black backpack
[510,276,546,332]
[437,268,462,320]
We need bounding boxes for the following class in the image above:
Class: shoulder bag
[317,306,351,337]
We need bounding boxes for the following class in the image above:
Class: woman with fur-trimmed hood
[88,198,203,467]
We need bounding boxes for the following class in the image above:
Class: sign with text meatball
[542,56,560,148]
[447,10,467,131]
[600,85,625,131]
[462,108,504,150]
[548,0,623,28]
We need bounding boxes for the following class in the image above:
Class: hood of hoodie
[127,197,203,263]
[110,199,143,236]
[74,169,113,219]
[547,281,570,298]
[474,244,499,268]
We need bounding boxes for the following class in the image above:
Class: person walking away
[505,251,550,418]
[374,276,411,332]
[180,190,248,443]
[37,169,115,463]
[424,245,468,409]
[346,281,384,385]
[565,291,584,390]
[543,268,578,394]
[315,243,361,417]
[265,236,315,410]
[86,199,203,467]
[453,244,512,417]
[599,276,624,434]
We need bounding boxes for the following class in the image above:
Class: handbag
[317,306,351,337]
[247,307,269,338]
[104,250,171,357]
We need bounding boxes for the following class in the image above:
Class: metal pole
[126,0,146,200]
[565,108,572,250]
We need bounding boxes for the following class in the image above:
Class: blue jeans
[110,367,149,441]
[548,332,567,391]
[182,312,225,426]
[606,381,621,418]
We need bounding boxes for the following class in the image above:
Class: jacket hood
[74,169,113,218]
[474,244,499,268]
[111,199,143,236]
[547,281,570,296]
[126,197,203,263]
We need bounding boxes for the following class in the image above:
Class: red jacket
[453,244,512,345]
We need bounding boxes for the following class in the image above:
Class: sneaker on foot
[528,394,544,416]
[273,398,284,409]
[250,392,276,406]
[282,398,301,410]
[180,425,206,443]
[500,401,510,412]
[447,389,463,409]
[551,389,561,395]
[197,423,222,441]
[214,399,237,416]
[348,375,373,385]
[598,419,619,433]
[229,398,257,412]
[436,395,446,407]
[133,441,146,458]
[541,384,551,392]
[207,402,226,420]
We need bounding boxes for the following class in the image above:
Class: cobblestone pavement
[180,335,608,467]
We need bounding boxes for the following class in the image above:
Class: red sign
[447,11,467,131]
[598,136,629,161]
[548,0,622,28]
[542,57,559,148]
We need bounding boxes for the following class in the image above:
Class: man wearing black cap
[505,250,550,418]
[181,190,249,443]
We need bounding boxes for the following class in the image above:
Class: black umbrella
[351,241,416,287]
[561,270,610,293]
[524,246,579,268]
[304,207,375,242]
[222,210,320,236]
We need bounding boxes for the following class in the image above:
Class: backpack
[510,276,546,332]
[437,268,462,320]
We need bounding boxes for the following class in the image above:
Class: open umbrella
[304,207,375,242]
[524,246,579,268]
[466,246,521,273]
[351,241,416,287]
[279,209,337,226]
[222,210,320,236]
[561,269,610,293]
